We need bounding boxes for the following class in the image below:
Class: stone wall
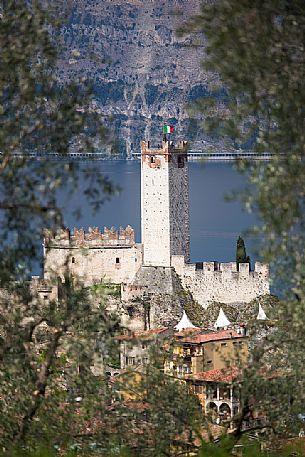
[43,226,142,286]
[168,145,190,263]
[30,276,58,301]
[121,283,146,302]
[141,141,171,267]
[171,255,270,308]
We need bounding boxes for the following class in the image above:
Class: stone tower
[141,138,190,267]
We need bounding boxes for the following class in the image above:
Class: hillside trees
[183,0,305,441]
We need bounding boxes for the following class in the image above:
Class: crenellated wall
[171,255,269,308]
[43,226,142,286]
[44,225,135,247]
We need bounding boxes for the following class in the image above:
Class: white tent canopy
[257,303,268,320]
[214,307,231,329]
[175,310,196,331]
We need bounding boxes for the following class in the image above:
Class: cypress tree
[236,236,251,269]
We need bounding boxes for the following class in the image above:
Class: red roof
[116,327,169,341]
[179,329,245,344]
[174,327,201,337]
[187,366,241,383]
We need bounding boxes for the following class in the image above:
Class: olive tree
[182,0,305,442]
[0,1,118,451]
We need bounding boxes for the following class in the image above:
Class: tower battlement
[141,140,188,155]
[141,140,188,168]
[44,225,135,247]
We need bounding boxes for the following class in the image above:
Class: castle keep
[141,139,190,267]
[43,136,269,316]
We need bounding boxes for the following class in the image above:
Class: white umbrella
[175,310,196,331]
[257,303,268,320]
[214,307,231,329]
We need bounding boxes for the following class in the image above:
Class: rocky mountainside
[57,0,230,158]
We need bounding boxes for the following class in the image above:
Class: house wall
[203,339,248,371]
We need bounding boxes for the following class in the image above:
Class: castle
[43,137,269,324]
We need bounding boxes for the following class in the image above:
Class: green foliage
[183,0,305,442]
[0,276,119,450]
[203,302,238,327]
[90,282,121,299]
[0,1,120,452]
[236,236,249,267]
[201,294,280,327]
[183,298,205,327]
[0,0,117,284]
[108,346,203,456]
[242,294,280,322]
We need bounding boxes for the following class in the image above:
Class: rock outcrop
[56,0,231,158]
[122,266,197,330]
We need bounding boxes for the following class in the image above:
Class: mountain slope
[57,0,229,157]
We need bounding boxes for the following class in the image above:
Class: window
[72,257,75,263]
[194,384,202,394]
[116,257,120,264]
[150,156,155,163]
[221,342,227,347]
[178,155,184,168]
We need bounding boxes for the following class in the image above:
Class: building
[115,324,248,426]
[42,134,270,321]
[117,327,172,369]
[43,225,142,286]
[186,367,242,424]
[166,328,248,377]
[141,139,190,267]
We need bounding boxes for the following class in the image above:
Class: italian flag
[163,125,174,134]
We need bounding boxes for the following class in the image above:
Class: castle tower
[140,138,190,267]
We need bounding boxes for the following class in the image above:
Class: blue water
[59,160,258,264]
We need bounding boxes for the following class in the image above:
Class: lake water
[59,160,259,265]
